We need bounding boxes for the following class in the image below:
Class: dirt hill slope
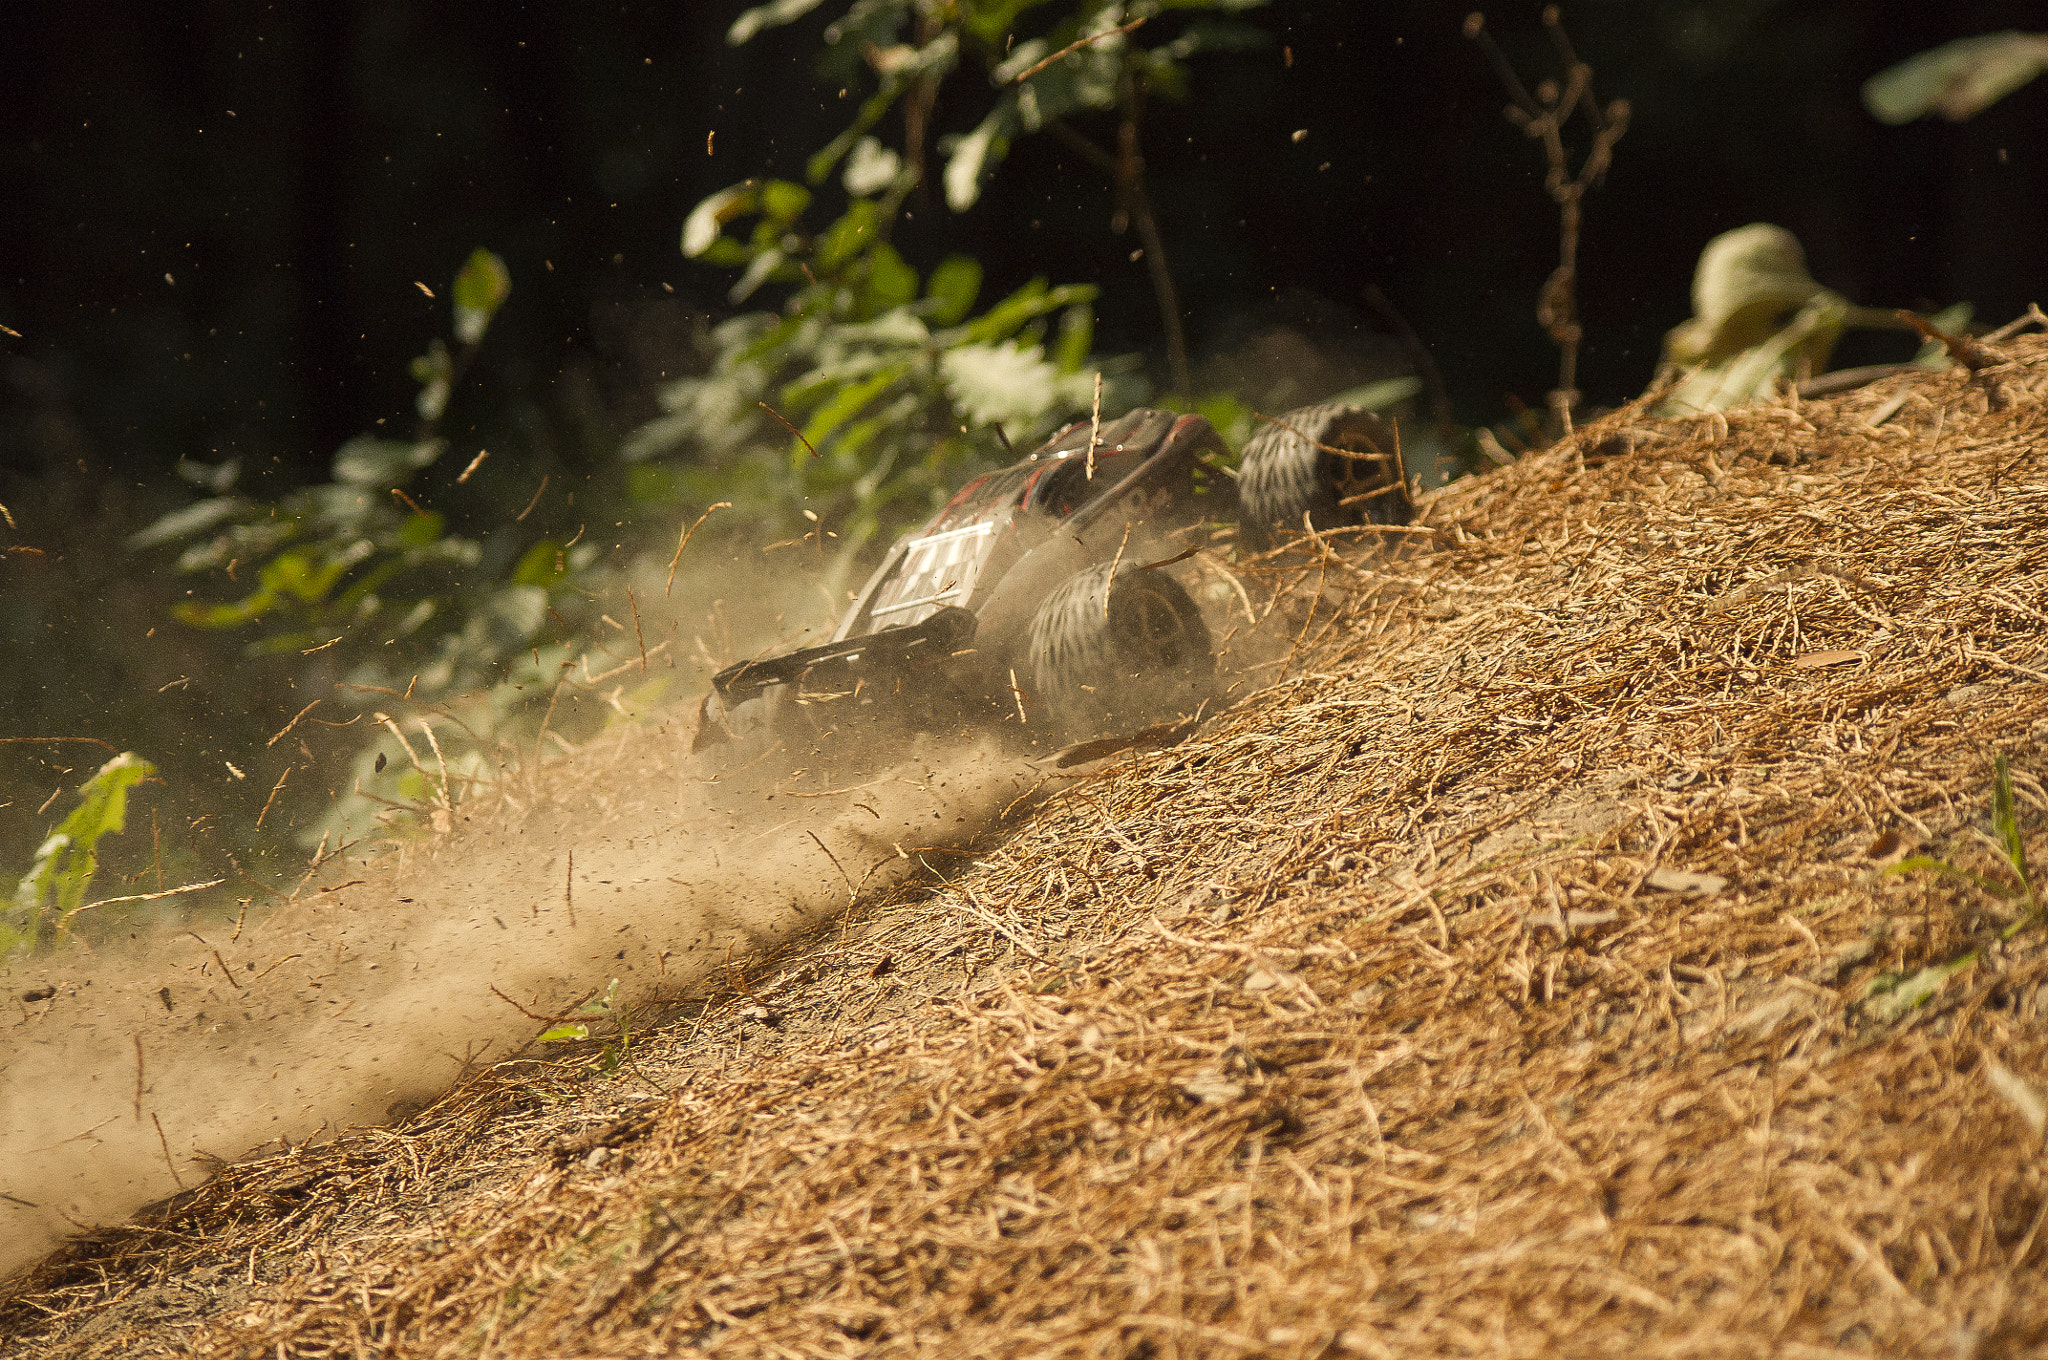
[10,334,2048,1357]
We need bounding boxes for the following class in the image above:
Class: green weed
[1885,753,2039,930]
[1865,755,2039,1020]
[538,978,637,1077]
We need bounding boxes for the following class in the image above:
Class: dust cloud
[0,726,1048,1279]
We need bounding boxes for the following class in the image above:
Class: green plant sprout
[1886,754,2039,925]
[1864,755,2039,1022]
[538,978,636,1077]
[5,752,156,956]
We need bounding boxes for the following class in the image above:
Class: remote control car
[694,400,1412,758]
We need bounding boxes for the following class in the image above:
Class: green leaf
[729,0,827,45]
[858,244,919,317]
[1157,15,1273,59]
[396,509,445,547]
[492,585,549,640]
[924,255,983,326]
[513,539,566,589]
[1191,391,1255,449]
[11,752,156,950]
[176,456,241,493]
[801,365,908,453]
[940,340,1090,429]
[1053,303,1094,374]
[412,338,453,422]
[729,248,794,304]
[817,200,881,272]
[452,249,511,346]
[1862,954,1978,1023]
[807,87,904,186]
[1657,293,1848,417]
[1666,224,1832,365]
[333,436,442,488]
[1883,854,2018,900]
[683,182,761,258]
[128,496,248,551]
[261,548,352,605]
[1992,754,2038,913]
[842,136,905,197]
[626,463,679,504]
[953,279,1098,347]
[1327,376,1425,412]
[960,0,1044,47]
[1915,302,1975,366]
[759,179,813,225]
[174,590,279,629]
[943,100,1018,212]
[536,1023,591,1043]
[1863,32,2048,124]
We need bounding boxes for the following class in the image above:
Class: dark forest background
[2,0,2045,879]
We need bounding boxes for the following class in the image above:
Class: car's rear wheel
[1237,402,1412,548]
[1027,562,1213,740]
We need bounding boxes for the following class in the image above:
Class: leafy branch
[722,0,1271,401]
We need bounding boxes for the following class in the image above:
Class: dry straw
[11,340,2048,1357]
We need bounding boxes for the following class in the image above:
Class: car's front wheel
[1026,561,1214,741]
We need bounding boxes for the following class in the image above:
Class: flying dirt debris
[694,402,1411,760]
[0,400,1404,1282]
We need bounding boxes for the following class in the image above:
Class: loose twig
[807,830,857,903]
[255,766,291,827]
[516,474,549,523]
[1013,16,1148,85]
[152,1113,184,1188]
[666,503,732,597]
[1104,523,1132,620]
[1898,309,1999,372]
[1086,373,1103,480]
[626,586,648,672]
[757,401,819,459]
[71,879,226,915]
[266,700,321,748]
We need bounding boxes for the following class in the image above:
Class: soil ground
[9,332,2048,1357]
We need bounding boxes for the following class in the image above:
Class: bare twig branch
[1467,9,1628,436]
